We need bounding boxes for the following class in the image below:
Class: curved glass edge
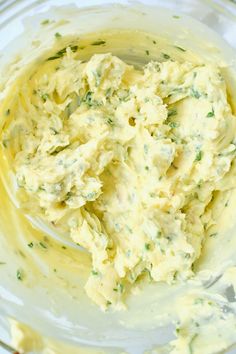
[0,0,235,24]
[0,0,235,52]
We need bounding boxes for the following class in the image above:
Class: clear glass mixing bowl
[0,1,236,353]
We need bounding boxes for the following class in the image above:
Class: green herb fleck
[55,32,62,38]
[2,139,9,148]
[27,242,34,248]
[145,50,150,55]
[153,40,157,44]
[225,200,229,207]
[173,15,180,19]
[93,70,102,87]
[53,268,57,272]
[168,108,177,118]
[175,46,186,52]
[144,144,148,154]
[41,19,50,25]
[49,127,59,135]
[47,55,61,61]
[0,262,6,265]
[190,87,201,99]
[92,270,98,275]
[62,245,67,250]
[84,91,93,106]
[106,87,112,98]
[117,283,124,293]
[41,93,49,102]
[91,40,106,46]
[17,269,23,281]
[162,53,170,60]
[106,300,112,306]
[47,45,78,61]
[145,243,151,250]
[145,166,149,171]
[113,283,124,293]
[5,109,10,115]
[39,241,47,249]
[206,109,214,118]
[169,122,179,128]
[209,233,217,238]
[106,117,114,126]
[69,45,78,53]
[195,151,202,161]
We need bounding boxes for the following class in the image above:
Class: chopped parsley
[16,269,23,281]
[169,122,179,128]
[145,243,151,250]
[206,109,214,118]
[55,32,62,38]
[173,15,180,19]
[174,46,186,52]
[106,300,112,306]
[145,50,150,56]
[195,151,202,161]
[5,109,10,115]
[93,70,102,87]
[84,91,93,106]
[153,40,157,44]
[39,241,47,249]
[209,233,218,238]
[91,40,106,46]
[105,87,112,98]
[168,108,177,118]
[47,45,78,61]
[162,53,170,60]
[27,242,34,248]
[190,87,201,99]
[49,127,59,135]
[2,139,9,148]
[41,19,50,25]
[91,270,98,275]
[106,117,114,126]
[41,93,49,102]
[113,283,124,293]
[61,245,67,250]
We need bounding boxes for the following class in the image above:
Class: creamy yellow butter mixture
[1,28,236,353]
[2,45,236,311]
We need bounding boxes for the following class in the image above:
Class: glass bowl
[0,1,236,353]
